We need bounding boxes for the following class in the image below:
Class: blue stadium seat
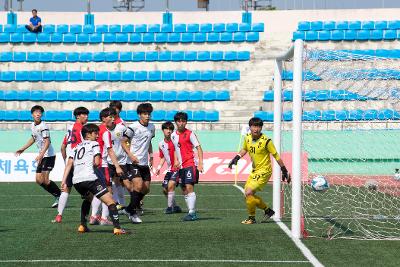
[110,91,124,100]
[134,71,147,81]
[356,30,370,40]
[88,110,100,122]
[15,71,29,81]
[171,51,184,61]
[83,24,95,34]
[161,71,174,81]
[305,31,317,41]
[161,24,173,32]
[189,91,202,101]
[383,30,396,40]
[233,32,245,42]
[164,110,177,121]
[56,91,70,101]
[375,21,388,30]
[66,52,79,62]
[95,24,108,33]
[150,91,163,102]
[125,110,138,121]
[205,110,219,122]
[148,24,161,33]
[13,52,26,62]
[344,30,356,41]
[200,23,212,33]
[0,33,10,42]
[10,33,22,43]
[348,21,361,30]
[63,33,76,43]
[105,52,118,62]
[89,33,102,43]
[216,90,230,101]
[318,30,331,41]
[37,33,50,43]
[27,52,39,62]
[103,33,116,43]
[363,109,378,120]
[348,109,364,121]
[239,23,251,32]
[315,90,329,101]
[142,33,155,43]
[69,71,82,81]
[76,33,89,43]
[187,23,199,33]
[23,33,36,43]
[331,30,344,41]
[43,111,57,121]
[55,71,68,81]
[220,32,232,42]
[145,51,158,61]
[132,51,145,61]
[298,21,310,31]
[28,71,42,82]
[302,111,313,121]
[148,70,161,81]
[184,51,197,61]
[2,110,18,121]
[163,91,176,102]
[43,90,57,101]
[197,51,210,61]
[42,71,55,81]
[304,90,317,101]
[109,24,122,33]
[159,51,171,61]
[121,71,134,81]
[59,111,73,121]
[202,91,216,101]
[181,33,194,43]
[70,90,84,101]
[212,23,225,33]
[224,51,237,61]
[152,110,166,121]
[226,23,238,32]
[16,24,28,33]
[135,24,147,33]
[292,31,305,40]
[128,33,140,43]
[199,70,213,81]
[283,90,293,101]
[29,90,43,101]
[370,30,383,40]
[124,91,137,101]
[207,32,219,42]
[251,23,264,32]
[39,52,52,62]
[336,21,349,30]
[122,24,134,33]
[16,90,29,101]
[109,71,121,81]
[1,71,14,82]
[69,24,82,34]
[93,52,105,62]
[0,52,12,62]
[50,33,62,43]
[227,70,240,81]
[167,32,180,43]
[176,91,189,102]
[194,32,206,43]
[388,20,400,29]
[377,109,394,120]
[254,111,273,122]
[118,51,131,62]
[210,51,223,61]
[192,111,206,121]
[96,91,110,102]
[82,91,96,101]
[237,51,250,61]
[283,111,293,121]
[263,91,274,101]
[155,33,168,43]
[4,24,16,33]
[174,71,187,81]
[187,71,200,81]
[174,24,186,33]
[335,110,349,121]
[311,21,323,31]
[79,52,93,62]
[95,71,108,81]
[246,32,259,42]
[137,91,150,101]
[214,70,227,81]
[322,110,336,121]
[43,24,56,33]
[361,21,374,30]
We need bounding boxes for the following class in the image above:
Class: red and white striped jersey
[171,128,200,168]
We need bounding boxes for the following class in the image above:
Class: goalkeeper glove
[228,154,241,169]
[281,166,291,183]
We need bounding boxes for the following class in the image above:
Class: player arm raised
[267,139,291,183]
[121,136,139,164]
[15,137,35,156]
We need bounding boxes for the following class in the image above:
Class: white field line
[0,207,247,211]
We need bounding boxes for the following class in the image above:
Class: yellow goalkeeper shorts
[244,171,272,192]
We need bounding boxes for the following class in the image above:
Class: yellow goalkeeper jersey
[243,133,281,174]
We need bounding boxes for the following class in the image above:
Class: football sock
[138,192,145,202]
[57,192,69,215]
[127,191,141,215]
[101,203,109,219]
[91,197,101,217]
[167,191,175,208]
[253,195,268,210]
[108,204,121,229]
[246,195,257,217]
[40,181,61,197]
[186,192,196,214]
[81,199,91,226]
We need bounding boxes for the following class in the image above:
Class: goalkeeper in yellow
[228,117,290,224]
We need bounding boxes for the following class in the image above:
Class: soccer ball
[394,169,400,181]
[310,175,329,192]
[365,179,378,191]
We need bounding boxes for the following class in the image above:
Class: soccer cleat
[89,215,100,225]
[113,228,129,235]
[116,204,126,211]
[173,205,182,213]
[119,208,130,217]
[241,217,256,224]
[78,224,90,233]
[51,197,59,208]
[164,207,174,214]
[129,214,142,224]
[183,212,198,221]
[100,218,113,226]
[261,208,275,223]
[52,214,62,223]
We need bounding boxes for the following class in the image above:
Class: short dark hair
[31,105,44,114]
[162,121,174,131]
[81,123,99,138]
[73,107,89,118]
[32,9,37,13]
[109,101,122,112]
[99,107,114,121]
[174,112,188,122]
[249,117,263,127]
[137,103,153,115]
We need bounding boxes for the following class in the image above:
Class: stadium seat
[200,23,212,33]
[207,32,219,42]
[348,21,361,30]
[70,90,84,101]
[0,33,10,43]
[344,30,357,41]
[132,51,145,61]
[63,33,76,43]
[135,24,147,33]
[292,31,305,40]
[239,23,251,32]
[142,33,155,43]
[377,109,394,120]
[167,33,180,43]
[263,91,274,101]
[174,24,186,33]
[152,110,166,121]
[14,52,26,62]
[10,33,22,43]
[3,110,18,121]
[42,90,57,101]
[125,110,138,121]
[4,24,16,33]
[331,30,344,41]
[194,32,206,43]
[95,24,109,33]
[0,52,12,62]
[163,110,176,121]
[335,110,349,121]
[348,109,364,121]
[88,110,100,122]
[66,52,79,62]
[69,71,82,81]
[134,71,147,81]
[318,30,331,41]
[56,90,69,101]
[233,32,245,42]
[76,33,89,43]
[16,90,29,101]
[39,52,52,62]
[214,70,227,81]
[176,91,189,102]
[226,23,238,32]
[109,24,122,33]
[137,91,151,101]
[69,24,82,34]
[161,71,174,81]
[220,32,232,42]
[23,33,36,43]
[145,51,158,61]
[89,33,102,43]
[370,30,383,40]
[1,71,14,82]
[246,32,259,42]
[315,90,329,101]
[388,20,400,29]
[322,110,336,121]
[174,71,187,81]
[375,21,388,30]
[94,71,108,81]
[83,24,95,34]
[212,23,225,32]
[161,24,173,33]
[105,52,118,62]
[305,31,317,41]
[110,91,124,100]
[155,33,168,43]
[251,23,264,32]
[254,111,273,122]
[150,91,163,102]
[363,109,378,120]
[119,51,132,62]
[121,71,134,82]
[383,30,396,40]
[227,70,240,81]
[82,91,97,101]
[216,90,230,101]
[297,21,310,31]
[187,23,199,33]
[103,33,116,43]
[109,71,121,81]
[336,21,349,30]
[124,91,137,101]
[36,33,50,43]
[283,90,293,101]
[159,51,171,61]
[202,91,216,101]
[16,25,28,33]
[162,91,176,102]
[96,91,110,102]
[210,51,223,61]
[122,24,134,33]
[192,111,206,121]
[50,33,62,43]
[181,33,194,43]
[311,21,323,31]
[237,51,250,61]
[224,51,237,61]
[148,70,161,81]
[205,110,219,122]
[42,71,55,81]
[43,24,56,33]
[28,71,42,82]
[187,71,200,81]
[283,111,293,121]
[171,51,184,61]
[15,71,29,81]
[93,52,105,62]
[189,91,202,101]
[356,29,370,40]
[198,51,210,61]
[26,52,39,62]
[55,71,68,81]
[200,70,213,81]
[304,90,317,101]
[361,21,374,30]
[79,52,93,62]
[184,51,197,61]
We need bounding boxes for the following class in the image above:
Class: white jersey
[123,121,155,166]
[107,123,127,165]
[99,126,112,168]
[31,121,55,157]
[69,140,100,184]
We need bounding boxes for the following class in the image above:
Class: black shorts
[66,166,74,188]
[108,164,130,181]
[36,156,56,173]
[74,179,108,199]
[162,171,179,189]
[179,166,199,186]
[95,167,111,187]
[128,164,151,181]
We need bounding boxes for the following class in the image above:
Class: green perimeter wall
[2,129,399,175]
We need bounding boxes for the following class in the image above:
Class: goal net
[276,42,400,240]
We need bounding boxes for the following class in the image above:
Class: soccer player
[61,123,127,235]
[121,103,155,223]
[15,105,61,208]
[171,112,203,221]
[89,108,124,226]
[155,121,182,214]
[228,117,291,224]
[53,107,89,223]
